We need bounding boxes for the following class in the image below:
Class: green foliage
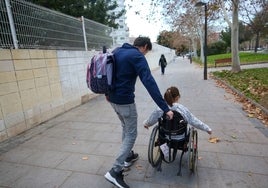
[220,27,231,48]
[207,41,227,55]
[220,22,253,50]
[157,31,173,48]
[28,0,124,28]
[239,22,252,44]
[212,68,268,103]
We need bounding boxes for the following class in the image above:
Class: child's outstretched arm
[186,110,212,134]
[174,104,212,134]
[143,107,163,129]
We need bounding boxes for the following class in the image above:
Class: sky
[124,0,170,42]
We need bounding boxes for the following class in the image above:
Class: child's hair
[164,86,180,106]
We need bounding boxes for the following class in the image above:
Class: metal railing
[0,0,114,50]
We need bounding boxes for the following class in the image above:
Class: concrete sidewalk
[1,57,268,188]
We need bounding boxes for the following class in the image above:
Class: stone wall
[0,44,175,142]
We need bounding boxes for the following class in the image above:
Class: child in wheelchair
[144,86,212,134]
[144,86,212,175]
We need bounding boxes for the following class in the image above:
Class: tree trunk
[231,0,241,72]
[198,28,204,63]
[193,40,198,57]
[254,32,260,53]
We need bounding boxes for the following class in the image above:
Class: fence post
[112,28,115,47]
[5,0,18,49]
[81,16,88,51]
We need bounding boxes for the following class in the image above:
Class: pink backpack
[86,52,115,94]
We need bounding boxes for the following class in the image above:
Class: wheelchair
[148,110,198,176]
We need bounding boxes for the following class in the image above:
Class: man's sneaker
[104,168,129,188]
[124,150,139,168]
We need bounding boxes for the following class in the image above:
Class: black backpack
[159,110,188,136]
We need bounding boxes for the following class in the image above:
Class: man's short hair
[133,36,152,51]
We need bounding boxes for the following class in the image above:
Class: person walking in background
[104,37,173,188]
[189,54,192,64]
[159,54,167,75]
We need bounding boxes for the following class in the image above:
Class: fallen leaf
[135,164,143,170]
[208,137,220,143]
[247,114,255,118]
[231,135,236,139]
[82,156,89,160]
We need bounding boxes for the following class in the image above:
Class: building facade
[111,0,130,46]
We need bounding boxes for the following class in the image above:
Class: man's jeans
[110,102,137,172]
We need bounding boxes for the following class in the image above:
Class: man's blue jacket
[108,43,169,113]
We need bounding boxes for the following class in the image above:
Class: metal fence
[0,0,114,50]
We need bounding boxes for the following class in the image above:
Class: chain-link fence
[0,0,114,50]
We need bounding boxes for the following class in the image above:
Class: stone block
[50,83,62,99]
[21,97,36,110]
[29,50,44,59]
[40,109,53,122]
[0,82,18,95]
[0,49,12,60]
[13,59,32,70]
[0,72,16,84]
[47,67,60,76]
[6,121,27,137]
[51,104,65,118]
[44,50,57,58]
[31,59,46,69]
[11,49,30,59]
[64,98,81,111]
[15,70,34,80]
[46,58,58,67]
[0,92,21,106]
[18,79,35,91]
[20,88,37,104]
[35,77,49,87]
[48,73,60,84]
[39,102,52,114]
[25,115,41,129]
[33,68,48,78]
[24,107,41,129]
[4,110,24,128]
[36,86,51,103]
[0,60,14,72]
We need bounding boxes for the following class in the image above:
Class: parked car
[186,52,194,59]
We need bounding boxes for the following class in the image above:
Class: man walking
[104,37,173,188]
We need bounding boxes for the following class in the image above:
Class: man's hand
[166,110,173,120]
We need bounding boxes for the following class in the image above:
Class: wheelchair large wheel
[148,126,161,167]
[188,128,198,173]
